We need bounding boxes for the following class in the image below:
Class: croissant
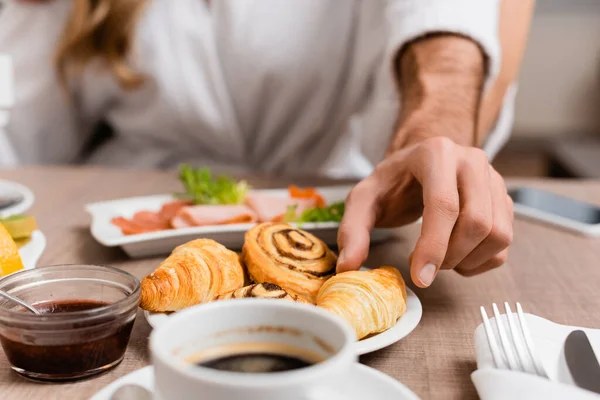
[216,282,306,303]
[316,266,407,339]
[140,239,245,312]
[242,222,337,303]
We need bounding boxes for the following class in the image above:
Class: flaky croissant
[242,222,337,303]
[216,282,307,302]
[316,266,407,339]
[140,239,245,312]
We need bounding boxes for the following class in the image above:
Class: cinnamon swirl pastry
[316,266,407,339]
[216,282,305,302]
[242,222,337,303]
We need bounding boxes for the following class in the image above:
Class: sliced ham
[112,189,326,236]
[245,193,317,222]
[111,217,162,235]
[172,205,258,227]
[170,214,192,229]
[132,211,171,230]
[159,199,193,221]
[111,210,170,235]
[112,199,191,235]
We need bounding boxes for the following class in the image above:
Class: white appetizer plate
[86,185,395,258]
[0,179,34,219]
[143,277,422,356]
[0,179,44,273]
[90,364,420,400]
[18,230,46,271]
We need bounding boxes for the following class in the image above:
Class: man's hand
[336,34,514,287]
[337,137,513,287]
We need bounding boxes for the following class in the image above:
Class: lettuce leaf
[175,164,249,205]
[284,201,345,223]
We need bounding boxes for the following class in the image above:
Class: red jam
[0,300,135,381]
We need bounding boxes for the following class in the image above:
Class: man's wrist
[390,34,485,152]
[391,105,477,150]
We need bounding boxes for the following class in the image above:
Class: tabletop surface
[1,167,600,400]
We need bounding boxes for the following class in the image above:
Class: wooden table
[1,167,600,400]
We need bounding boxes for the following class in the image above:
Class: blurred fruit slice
[0,215,37,240]
[13,237,31,249]
[0,224,24,276]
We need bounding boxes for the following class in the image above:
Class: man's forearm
[389,34,486,152]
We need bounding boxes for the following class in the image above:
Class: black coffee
[198,352,313,373]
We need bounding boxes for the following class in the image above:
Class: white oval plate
[85,186,396,258]
[18,230,46,271]
[143,285,422,356]
[0,179,34,219]
[90,363,420,400]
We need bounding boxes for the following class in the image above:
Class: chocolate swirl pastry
[242,222,337,303]
[216,282,306,302]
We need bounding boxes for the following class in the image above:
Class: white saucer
[0,179,34,218]
[18,230,46,271]
[144,285,422,356]
[90,364,420,400]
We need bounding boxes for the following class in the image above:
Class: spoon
[0,191,24,211]
[110,384,152,400]
[0,290,40,315]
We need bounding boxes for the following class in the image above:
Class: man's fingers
[441,148,493,269]
[336,179,380,273]
[409,138,460,288]
[456,248,508,277]
[455,168,513,271]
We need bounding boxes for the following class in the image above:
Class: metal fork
[480,302,548,378]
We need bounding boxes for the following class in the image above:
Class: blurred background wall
[494,0,600,178]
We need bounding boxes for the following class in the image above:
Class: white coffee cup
[150,299,357,400]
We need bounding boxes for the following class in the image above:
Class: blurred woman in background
[1,0,531,175]
[0,0,534,287]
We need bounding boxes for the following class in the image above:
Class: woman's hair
[55,0,148,90]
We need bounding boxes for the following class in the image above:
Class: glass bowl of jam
[0,264,140,381]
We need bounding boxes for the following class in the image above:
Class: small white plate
[354,286,422,355]
[143,282,422,356]
[18,230,46,271]
[85,186,395,258]
[90,363,420,400]
[0,179,34,218]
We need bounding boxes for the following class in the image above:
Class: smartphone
[508,187,600,236]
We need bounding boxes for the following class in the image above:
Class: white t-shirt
[0,0,511,178]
